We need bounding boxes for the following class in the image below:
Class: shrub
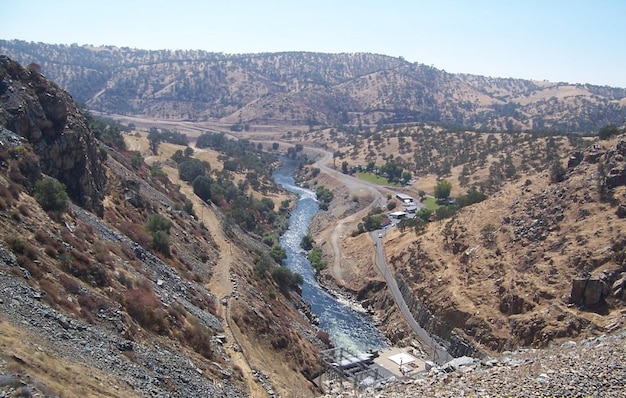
[144,214,172,255]
[308,247,327,272]
[151,230,170,256]
[124,288,169,334]
[183,317,214,359]
[598,124,619,140]
[119,221,152,248]
[300,235,314,250]
[6,235,26,255]
[59,274,81,294]
[17,254,43,279]
[39,279,60,305]
[271,266,303,292]
[270,245,287,264]
[34,177,68,212]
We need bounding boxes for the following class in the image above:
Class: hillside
[286,121,626,358]
[0,55,326,397]
[383,132,626,355]
[2,40,626,132]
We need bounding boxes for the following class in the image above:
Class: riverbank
[295,161,433,356]
[273,160,389,356]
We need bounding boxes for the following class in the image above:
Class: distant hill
[2,39,626,132]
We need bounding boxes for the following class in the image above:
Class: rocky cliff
[384,133,626,355]
[0,55,106,214]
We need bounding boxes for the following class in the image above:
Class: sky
[1,0,625,87]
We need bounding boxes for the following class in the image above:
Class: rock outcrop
[0,56,106,214]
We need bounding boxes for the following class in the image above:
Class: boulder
[568,151,583,168]
[570,278,610,306]
[606,166,626,189]
[499,294,534,315]
[617,205,626,219]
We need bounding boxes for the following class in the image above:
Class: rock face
[0,56,106,214]
[570,278,610,306]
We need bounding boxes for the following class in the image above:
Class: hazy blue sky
[1,0,625,87]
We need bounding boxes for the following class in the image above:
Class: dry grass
[0,320,141,398]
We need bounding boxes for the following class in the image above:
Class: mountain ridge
[2,39,626,132]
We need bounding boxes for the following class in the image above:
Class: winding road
[371,230,452,364]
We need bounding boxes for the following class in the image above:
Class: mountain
[2,40,626,132]
[0,56,325,397]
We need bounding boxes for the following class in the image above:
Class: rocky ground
[320,330,626,397]
[0,261,246,398]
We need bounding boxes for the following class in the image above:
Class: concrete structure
[396,193,414,203]
[389,211,408,219]
[373,347,426,378]
[405,204,418,213]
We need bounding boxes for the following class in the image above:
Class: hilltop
[2,40,626,132]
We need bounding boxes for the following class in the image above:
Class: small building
[405,204,418,213]
[389,211,407,219]
[395,193,414,203]
[372,347,426,378]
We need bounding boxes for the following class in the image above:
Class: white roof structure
[389,211,407,218]
[396,193,414,201]
[388,352,417,366]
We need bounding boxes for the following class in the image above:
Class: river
[273,159,388,355]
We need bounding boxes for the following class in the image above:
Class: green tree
[434,179,452,200]
[171,150,185,164]
[34,177,68,212]
[415,207,433,222]
[270,245,287,264]
[145,213,172,234]
[300,234,314,250]
[179,158,209,182]
[271,266,303,292]
[308,247,327,272]
[254,253,274,277]
[550,160,566,183]
[148,127,161,155]
[144,213,172,255]
[435,205,457,220]
[192,175,213,202]
[598,124,619,140]
[130,151,143,169]
[341,161,349,174]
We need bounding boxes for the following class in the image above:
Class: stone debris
[320,331,626,397]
